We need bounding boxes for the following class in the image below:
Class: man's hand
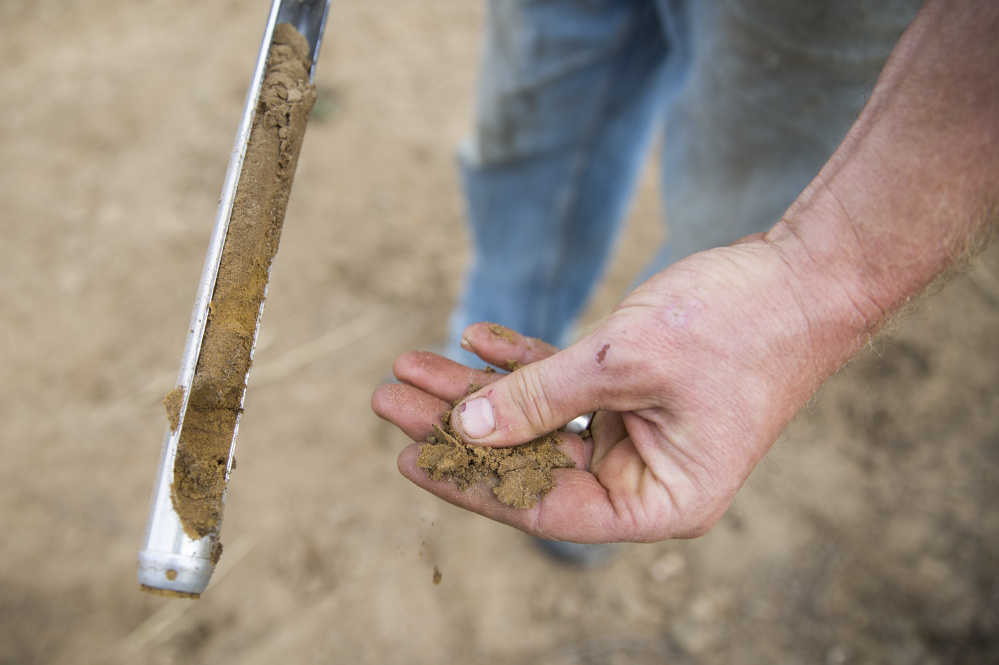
[371,0,997,544]
[372,236,870,543]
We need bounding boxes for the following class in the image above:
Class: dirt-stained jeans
[446,0,920,363]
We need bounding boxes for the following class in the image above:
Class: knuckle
[508,368,558,434]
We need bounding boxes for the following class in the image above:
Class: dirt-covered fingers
[392,350,502,402]
[371,383,451,441]
[460,322,560,371]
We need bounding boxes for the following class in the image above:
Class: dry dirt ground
[2,1,998,664]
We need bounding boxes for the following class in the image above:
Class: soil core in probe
[166,23,317,542]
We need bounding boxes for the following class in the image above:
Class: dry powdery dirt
[417,395,575,510]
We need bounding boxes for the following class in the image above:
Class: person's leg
[446,0,687,365]
[644,0,921,276]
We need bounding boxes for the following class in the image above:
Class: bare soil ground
[1,2,997,664]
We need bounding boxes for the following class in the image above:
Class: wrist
[765,0,999,354]
[763,194,885,384]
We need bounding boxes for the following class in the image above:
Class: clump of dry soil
[417,402,575,509]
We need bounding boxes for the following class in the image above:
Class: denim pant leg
[643,0,920,276]
[445,0,685,364]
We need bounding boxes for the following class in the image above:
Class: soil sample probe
[138,0,332,598]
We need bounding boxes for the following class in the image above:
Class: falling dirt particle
[163,386,184,431]
[417,404,574,509]
[165,569,178,581]
[170,22,317,541]
[433,566,442,585]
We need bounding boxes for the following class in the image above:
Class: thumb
[449,341,602,447]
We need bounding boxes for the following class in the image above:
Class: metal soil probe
[137,0,333,598]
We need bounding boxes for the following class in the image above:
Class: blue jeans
[446,0,919,364]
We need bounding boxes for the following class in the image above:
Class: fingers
[460,322,560,371]
[448,340,606,448]
[392,350,503,403]
[382,328,599,451]
[375,333,688,543]
[371,383,450,441]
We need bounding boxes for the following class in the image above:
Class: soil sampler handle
[137,0,332,598]
[563,413,594,436]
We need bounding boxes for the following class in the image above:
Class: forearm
[767,0,998,368]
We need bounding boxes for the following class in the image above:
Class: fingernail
[456,397,495,439]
